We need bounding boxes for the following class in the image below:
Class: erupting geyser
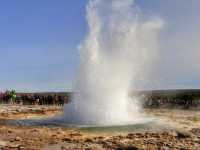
[63,0,163,125]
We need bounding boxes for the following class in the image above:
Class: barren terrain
[0,105,200,150]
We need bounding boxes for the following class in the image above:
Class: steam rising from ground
[63,0,163,125]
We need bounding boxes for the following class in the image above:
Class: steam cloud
[63,0,163,125]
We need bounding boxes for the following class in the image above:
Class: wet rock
[193,138,200,143]
[84,138,93,143]
[15,136,22,141]
[161,146,170,150]
[191,128,200,135]
[126,133,135,139]
[85,148,93,150]
[7,143,21,148]
[57,130,65,135]
[96,136,104,140]
[7,130,13,134]
[61,145,68,150]
[69,132,82,137]
[30,129,39,132]
[168,131,178,137]
[51,134,58,138]
[116,144,139,150]
[62,137,72,142]
[50,141,59,145]
[176,130,192,138]
[18,145,26,150]
[98,140,110,147]
[176,143,187,149]
[0,141,7,148]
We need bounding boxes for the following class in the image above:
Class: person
[36,98,40,105]
[9,90,16,104]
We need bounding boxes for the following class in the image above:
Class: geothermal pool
[0,105,200,149]
[0,104,162,134]
[0,110,169,137]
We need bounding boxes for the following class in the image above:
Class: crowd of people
[143,94,200,109]
[0,90,70,105]
[2,89,200,109]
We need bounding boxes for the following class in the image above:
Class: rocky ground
[0,105,61,120]
[0,105,200,150]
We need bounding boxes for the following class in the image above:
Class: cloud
[146,0,200,89]
[131,0,200,89]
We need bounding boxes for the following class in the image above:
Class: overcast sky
[0,0,200,92]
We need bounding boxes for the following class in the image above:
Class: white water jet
[63,0,163,125]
